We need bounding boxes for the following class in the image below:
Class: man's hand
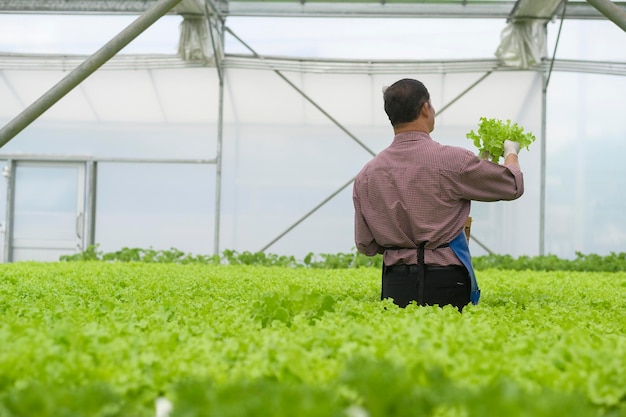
[503,140,521,158]
[503,139,521,169]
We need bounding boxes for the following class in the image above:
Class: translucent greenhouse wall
[0,62,545,260]
[544,72,626,256]
[219,68,543,259]
[1,46,626,261]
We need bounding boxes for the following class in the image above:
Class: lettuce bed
[1,262,625,416]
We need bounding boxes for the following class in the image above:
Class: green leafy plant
[60,245,626,272]
[2,262,626,416]
[466,117,536,163]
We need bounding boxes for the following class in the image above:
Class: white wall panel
[81,70,165,122]
[0,70,97,122]
[223,69,307,125]
[150,68,219,123]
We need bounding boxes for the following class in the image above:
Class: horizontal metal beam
[1,1,623,20]
[0,0,215,15]
[224,1,625,20]
[0,0,166,14]
[0,154,216,164]
[222,55,506,74]
[222,55,626,76]
[1,52,625,76]
[0,53,209,71]
[226,2,517,19]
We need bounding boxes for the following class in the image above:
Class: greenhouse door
[6,161,86,262]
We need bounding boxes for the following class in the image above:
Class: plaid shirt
[353,131,524,266]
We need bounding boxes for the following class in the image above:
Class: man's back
[354,131,472,266]
[353,77,524,309]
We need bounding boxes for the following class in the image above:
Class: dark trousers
[381,264,471,311]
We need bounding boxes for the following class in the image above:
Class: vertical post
[208,11,225,256]
[540,71,547,256]
[87,160,98,248]
[0,0,184,148]
[3,160,15,262]
[214,74,224,256]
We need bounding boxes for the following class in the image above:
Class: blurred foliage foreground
[1,255,626,416]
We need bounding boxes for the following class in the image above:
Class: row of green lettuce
[2,262,626,416]
[60,244,626,272]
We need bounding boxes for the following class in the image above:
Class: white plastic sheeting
[0,65,217,125]
[178,15,222,63]
[495,0,563,68]
[496,22,548,68]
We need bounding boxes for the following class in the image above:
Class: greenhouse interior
[0,0,625,263]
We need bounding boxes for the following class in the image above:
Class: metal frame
[2,160,15,262]
[203,0,227,255]
[1,0,624,21]
[2,159,86,262]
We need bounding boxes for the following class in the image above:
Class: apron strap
[416,242,426,304]
[416,241,449,304]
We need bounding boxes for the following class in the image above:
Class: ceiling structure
[1,1,624,67]
[0,0,622,20]
[1,0,625,151]
[1,0,625,149]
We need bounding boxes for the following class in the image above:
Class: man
[352,78,524,311]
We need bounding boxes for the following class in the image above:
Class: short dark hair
[383,78,430,127]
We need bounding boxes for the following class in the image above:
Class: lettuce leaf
[466,117,536,163]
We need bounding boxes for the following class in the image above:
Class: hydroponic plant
[466,117,536,163]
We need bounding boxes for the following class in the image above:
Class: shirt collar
[393,130,431,143]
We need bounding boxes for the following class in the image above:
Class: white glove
[503,140,520,158]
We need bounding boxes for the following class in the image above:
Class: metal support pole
[586,0,626,32]
[435,71,494,116]
[469,234,494,255]
[540,72,547,256]
[87,161,98,248]
[204,1,226,256]
[260,177,356,253]
[539,4,567,255]
[0,0,184,148]
[213,65,225,256]
[3,160,15,262]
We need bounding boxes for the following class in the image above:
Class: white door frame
[4,160,86,262]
